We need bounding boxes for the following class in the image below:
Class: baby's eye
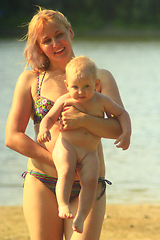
[85,85,90,88]
[73,86,78,89]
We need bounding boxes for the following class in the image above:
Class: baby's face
[66,73,96,103]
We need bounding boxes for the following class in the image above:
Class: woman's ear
[36,43,43,54]
[69,27,74,39]
[95,79,101,90]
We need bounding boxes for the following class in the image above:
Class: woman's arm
[5,71,54,166]
[60,69,123,139]
[61,107,121,139]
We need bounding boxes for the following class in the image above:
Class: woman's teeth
[55,48,64,54]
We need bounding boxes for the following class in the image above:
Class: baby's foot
[72,215,84,233]
[59,205,73,219]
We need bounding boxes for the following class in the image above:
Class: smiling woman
[37,20,74,70]
[5,6,124,240]
[24,8,74,71]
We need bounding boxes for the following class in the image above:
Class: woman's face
[37,19,74,68]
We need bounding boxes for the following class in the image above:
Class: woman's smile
[54,47,65,55]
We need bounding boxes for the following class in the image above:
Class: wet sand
[0,204,160,240]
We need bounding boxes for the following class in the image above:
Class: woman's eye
[44,39,51,44]
[56,32,64,38]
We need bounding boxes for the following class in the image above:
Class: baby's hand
[114,133,130,150]
[37,130,51,144]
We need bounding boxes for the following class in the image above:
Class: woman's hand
[114,132,131,150]
[59,106,85,131]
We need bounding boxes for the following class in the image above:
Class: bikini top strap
[37,70,47,96]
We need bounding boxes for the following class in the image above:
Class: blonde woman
[5,7,125,240]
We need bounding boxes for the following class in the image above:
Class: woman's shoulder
[16,70,37,90]
[97,68,117,93]
[13,70,37,97]
[97,68,115,84]
[18,70,37,82]
[97,68,123,106]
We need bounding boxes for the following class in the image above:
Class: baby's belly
[62,128,101,151]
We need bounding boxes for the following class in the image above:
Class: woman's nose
[52,38,59,47]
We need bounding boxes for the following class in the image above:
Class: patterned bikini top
[33,71,54,125]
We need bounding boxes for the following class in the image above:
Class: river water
[0,38,160,205]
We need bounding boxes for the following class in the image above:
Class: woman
[5,7,124,240]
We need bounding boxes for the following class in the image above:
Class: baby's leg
[52,136,77,219]
[72,151,99,233]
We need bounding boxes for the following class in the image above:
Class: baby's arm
[103,96,131,150]
[37,94,69,144]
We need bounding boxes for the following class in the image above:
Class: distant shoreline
[0,204,160,240]
[1,27,160,40]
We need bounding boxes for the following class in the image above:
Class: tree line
[1,0,160,37]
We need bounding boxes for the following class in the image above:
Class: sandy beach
[0,204,160,240]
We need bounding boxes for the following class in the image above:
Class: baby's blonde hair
[23,7,71,71]
[66,56,98,81]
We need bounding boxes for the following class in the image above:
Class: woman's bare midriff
[28,122,105,180]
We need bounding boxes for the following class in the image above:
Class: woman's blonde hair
[23,7,71,71]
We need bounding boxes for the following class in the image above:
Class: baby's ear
[95,79,100,90]
[64,80,68,88]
